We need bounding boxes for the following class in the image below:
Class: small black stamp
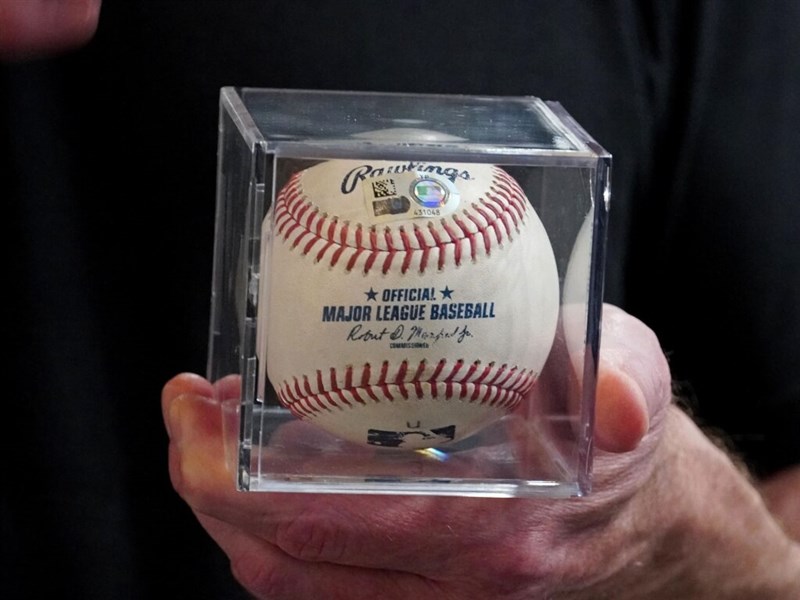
[372,195,410,217]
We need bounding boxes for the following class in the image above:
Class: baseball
[258,158,559,449]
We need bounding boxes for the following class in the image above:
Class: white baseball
[259,159,559,449]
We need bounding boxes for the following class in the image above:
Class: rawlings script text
[341,162,473,195]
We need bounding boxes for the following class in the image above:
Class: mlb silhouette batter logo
[367,425,457,448]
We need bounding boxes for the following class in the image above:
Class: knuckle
[230,554,292,600]
[275,510,347,562]
[486,548,545,585]
[467,523,590,595]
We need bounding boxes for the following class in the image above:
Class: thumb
[593,305,672,453]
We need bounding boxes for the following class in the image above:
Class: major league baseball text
[258,159,559,449]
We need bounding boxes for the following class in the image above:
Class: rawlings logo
[341,162,472,195]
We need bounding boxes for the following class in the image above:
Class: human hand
[162,305,800,599]
[0,0,101,60]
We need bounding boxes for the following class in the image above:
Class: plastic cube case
[208,88,610,498]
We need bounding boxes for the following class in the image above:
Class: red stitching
[312,241,328,263]
[330,245,346,268]
[332,387,352,408]
[364,250,379,273]
[346,248,364,271]
[313,212,325,237]
[395,360,409,384]
[272,168,531,274]
[323,218,335,243]
[467,208,492,255]
[452,216,476,263]
[399,228,414,273]
[344,365,354,389]
[319,389,336,410]
[276,360,538,417]
[381,252,395,275]
[294,200,312,228]
[444,359,464,382]
[429,359,446,384]
[413,226,431,272]
[369,227,379,250]
[291,229,310,251]
[302,236,318,256]
[315,370,325,393]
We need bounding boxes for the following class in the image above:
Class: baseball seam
[273,167,530,275]
[275,359,538,419]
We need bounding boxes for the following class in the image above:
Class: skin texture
[162,305,800,599]
[0,0,101,60]
[760,467,800,541]
[3,10,797,596]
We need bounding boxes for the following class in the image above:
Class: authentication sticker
[365,170,461,223]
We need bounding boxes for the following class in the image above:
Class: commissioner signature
[346,323,474,345]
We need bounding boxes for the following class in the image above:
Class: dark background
[2,2,798,598]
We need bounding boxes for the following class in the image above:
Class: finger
[195,512,444,600]
[164,388,555,581]
[162,372,214,404]
[594,304,672,452]
[164,381,240,504]
[161,372,214,438]
[212,373,242,401]
[0,0,101,60]
[163,382,305,535]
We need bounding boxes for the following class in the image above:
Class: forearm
[616,408,800,599]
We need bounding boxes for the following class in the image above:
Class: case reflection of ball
[257,159,559,449]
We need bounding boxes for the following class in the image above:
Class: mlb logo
[367,425,457,448]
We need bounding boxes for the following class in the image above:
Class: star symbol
[365,288,378,301]
[440,286,454,299]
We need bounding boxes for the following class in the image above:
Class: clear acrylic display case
[208,88,610,498]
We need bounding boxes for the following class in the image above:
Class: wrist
[623,407,800,598]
